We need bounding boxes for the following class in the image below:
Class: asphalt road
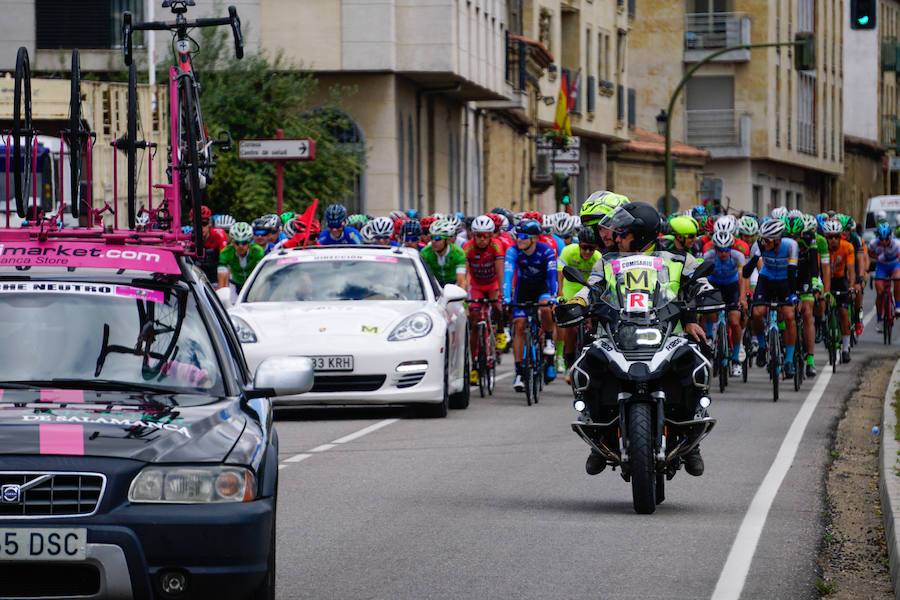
[272,297,900,600]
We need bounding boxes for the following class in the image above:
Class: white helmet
[822,218,843,235]
[369,216,394,238]
[738,216,759,237]
[360,221,376,244]
[771,206,788,219]
[713,215,737,236]
[497,214,511,231]
[135,211,150,229]
[445,216,463,234]
[787,209,803,220]
[471,215,496,233]
[759,219,785,240]
[214,214,236,231]
[711,230,734,249]
[541,213,558,233]
[432,212,447,222]
[554,214,578,237]
[429,219,458,238]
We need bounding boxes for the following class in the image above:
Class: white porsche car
[223,245,470,417]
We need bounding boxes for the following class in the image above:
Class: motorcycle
[555,253,722,514]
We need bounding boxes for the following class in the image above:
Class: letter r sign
[627,292,649,311]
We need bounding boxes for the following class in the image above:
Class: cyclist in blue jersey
[503,219,558,391]
[743,218,800,377]
[703,231,747,377]
[869,221,900,331]
[319,203,363,245]
[252,214,282,254]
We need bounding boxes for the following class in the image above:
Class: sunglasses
[516,233,535,240]
[579,244,598,252]
[253,230,270,237]
[403,235,420,242]
[715,246,732,253]
[679,234,697,240]
[825,235,841,241]
[374,235,391,241]
[234,241,249,246]
[475,233,492,239]
[431,235,446,242]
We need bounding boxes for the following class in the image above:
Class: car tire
[417,335,450,418]
[252,484,277,600]
[449,330,470,410]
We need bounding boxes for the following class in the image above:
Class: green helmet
[280,211,295,225]
[836,213,852,231]
[782,216,804,236]
[580,190,630,226]
[669,215,699,236]
[347,214,369,228]
[230,222,253,243]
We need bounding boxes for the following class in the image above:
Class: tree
[191,28,364,221]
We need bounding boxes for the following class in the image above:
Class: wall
[834,144,887,221]
[843,1,879,141]
[607,155,704,210]
[482,114,530,211]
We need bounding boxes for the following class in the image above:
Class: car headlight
[388,312,433,341]
[128,466,256,503]
[230,315,257,343]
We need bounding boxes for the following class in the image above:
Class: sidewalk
[879,358,900,600]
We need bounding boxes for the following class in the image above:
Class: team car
[0,233,313,599]
[222,245,471,416]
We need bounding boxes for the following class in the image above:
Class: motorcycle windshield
[599,253,679,320]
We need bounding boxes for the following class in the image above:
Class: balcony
[684,13,751,63]
[882,116,898,149]
[686,109,751,158]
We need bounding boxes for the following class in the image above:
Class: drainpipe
[416,84,462,213]
[463,104,469,214]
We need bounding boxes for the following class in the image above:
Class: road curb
[880,358,900,600]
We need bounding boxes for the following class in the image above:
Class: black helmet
[604,202,662,251]
[577,226,597,246]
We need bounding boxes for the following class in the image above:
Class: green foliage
[189,27,364,221]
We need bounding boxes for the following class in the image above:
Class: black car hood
[0,389,249,464]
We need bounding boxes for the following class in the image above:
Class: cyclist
[419,216,436,246]
[320,204,363,245]
[703,215,750,257]
[661,215,700,256]
[421,219,467,287]
[400,219,424,249]
[542,213,566,252]
[702,230,747,377]
[554,213,579,246]
[868,220,900,332]
[348,213,369,232]
[841,215,867,334]
[194,205,228,285]
[785,215,821,378]
[217,222,265,292]
[579,191,629,254]
[823,218,855,363]
[464,215,506,383]
[556,226,601,372]
[252,214,282,253]
[213,214,235,232]
[281,217,320,249]
[366,217,396,246]
[503,219,558,391]
[743,218,800,378]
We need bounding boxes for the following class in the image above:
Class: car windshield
[0,280,224,397]
[245,254,426,302]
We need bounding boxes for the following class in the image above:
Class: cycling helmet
[445,216,464,234]
[877,221,893,240]
[432,212,447,222]
[815,213,828,230]
[325,204,348,228]
[359,221,376,244]
[759,219,785,240]
[471,215,496,234]
[541,213,557,233]
[801,213,817,234]
[191,205,213,221]
[347,214,368,228]
[280,212,296,226]
[454,211,465,221]
[253,214,280,233]
[787,209,803,220]
[822,218,843,236]
[581,191,630,226]
[771,206,788,219]
[401,219,423,240]
[669,215,699,236]
[523,211,543,222]
[498,213,511,231]
[515,219,542,237]
[604,202,662,251]
[738,215,759,237]
[486,213,504,231]
[577,226,598,246]
[135,211,150,229]
[836,213,852,231]
[782,216,804,236]
[368,216,395,238]
[691,205,707,219]
[283,217,300,238]
[405,208,419,219]
[555,214,578,237]
[214,214,236,231]
[420,216,436,233]
[429,219,458,239]
[714,215,737,235]
[230,222,254,243]
[388,210,407,222]
[181,225,193,235]
[877,210,888,221]
[712,230,734,249]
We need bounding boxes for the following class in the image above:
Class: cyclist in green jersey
[803,213,831,341]
[420,219,467,287]
[556,228,601,372]
[217,222,265,292]
[786,216,821,377]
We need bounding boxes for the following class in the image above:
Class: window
[771,188,781,212]
[753,185,763,215]
[617,30,627,76]
[586,28,592,80]
[776,67,781,147]
[786,191,794,210]
[798,72,817,154]
[598,31,611,81]
[36,0,143,49]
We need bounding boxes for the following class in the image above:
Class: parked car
[224,245,471,416]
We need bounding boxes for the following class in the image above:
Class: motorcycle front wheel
[628,402,657,515]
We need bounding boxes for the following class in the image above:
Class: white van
[863,195,900,242]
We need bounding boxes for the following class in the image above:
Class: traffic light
[794,32,816,71]
[555,175,571,207]
[851,0,877,29]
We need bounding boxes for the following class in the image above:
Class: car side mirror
[215,286,234,309]
[442,284,467,303]
[249,357,314,398]
[563,265,589,286]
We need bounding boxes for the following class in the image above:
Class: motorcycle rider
[566,202,710,477]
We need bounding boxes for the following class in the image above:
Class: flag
[553,71,572,136]
[296,198,319,247]
[568,68,581,113]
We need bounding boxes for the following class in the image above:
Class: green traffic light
[562,195,571,205]
[858,15,870,24]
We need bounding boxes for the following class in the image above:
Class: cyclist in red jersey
[465,215,506,382]
[191,205,227,284]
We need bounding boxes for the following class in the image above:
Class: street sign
[890,156,900,171]
[553,146,581,162]
[239,138,316,161]
[537,136,580,151]
[553,162,580,176]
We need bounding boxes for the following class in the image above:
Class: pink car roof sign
[0,241,181,275]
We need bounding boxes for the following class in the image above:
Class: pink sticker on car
[39,424,84,456]
[40,389,85,404]
[0,241,181,274]
[115,286,164,303]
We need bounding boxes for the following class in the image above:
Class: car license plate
[307,355,354,372]
[0,528,86,561]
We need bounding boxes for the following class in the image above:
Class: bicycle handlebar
[122,6,244,66]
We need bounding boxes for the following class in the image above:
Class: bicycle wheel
[523,327,533,406]
[769,328,780,402]
[883,293,893,345]
[125,62,138,229]
[12,46,32,219]
[742,325,751,383]
[793,317,803,392]
[67,49,82,219]
[717,324,728,393]
[179,74,204,251]
[476,322,486,398]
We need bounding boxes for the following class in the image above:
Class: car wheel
[252,485,277,600]
[449,330,470,410]
[417,335,450,418]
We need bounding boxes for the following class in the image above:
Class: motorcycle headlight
[388,313,433,341]
[230,315,257,343]
[129,466,256,503]
[615,326,663,351]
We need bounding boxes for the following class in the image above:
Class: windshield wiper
[0,379,182,396]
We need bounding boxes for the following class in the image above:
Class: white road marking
[864,306,876,328]
[711,368,833,600]
[284,453,312,463]
[309,444,336,453]
[495,371,514,382]
[281,419,400,467]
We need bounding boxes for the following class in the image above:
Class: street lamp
[656,110,668,136]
